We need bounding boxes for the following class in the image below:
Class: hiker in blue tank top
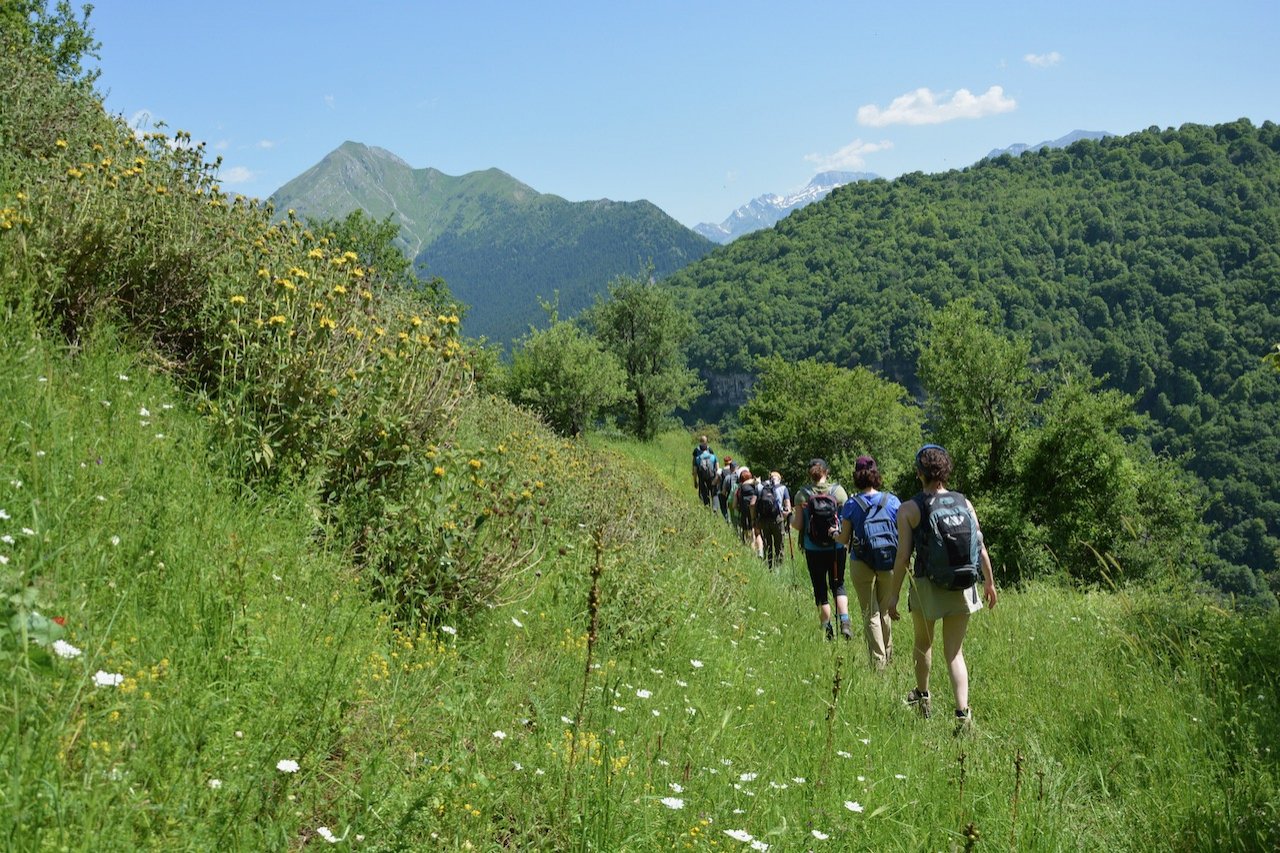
[885,445,998,735]
[791,458,852,641]
[835,455,900,670]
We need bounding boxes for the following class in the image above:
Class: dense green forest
[666,121,1280,600]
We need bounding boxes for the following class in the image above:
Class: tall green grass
[2,322,1277,850]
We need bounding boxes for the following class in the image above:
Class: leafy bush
[506,315,628,437]
[734,355,922,488]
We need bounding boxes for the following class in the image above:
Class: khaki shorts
[908,575,982,621]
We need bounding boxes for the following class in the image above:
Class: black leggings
[804,548,847,606]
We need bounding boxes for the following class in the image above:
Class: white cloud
[857,86,1016,127]
[257,139,276,149]
[324,94,336,110]
[1024,51,1062,68]
[805,138,893,171]
[220,165,255,184]
[214,140,230,152]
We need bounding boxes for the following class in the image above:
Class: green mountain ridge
[270,142,716,345]
[666,119,1280,598]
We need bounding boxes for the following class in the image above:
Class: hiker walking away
[836,455,900,670]
[715,457,737,521]
[885,445,997,735]
[692,436,718,508]
[727,463,743,531]
[735,467,763,555]
[758,471,790,572]
[791,459,851,640]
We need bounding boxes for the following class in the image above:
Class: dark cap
[915,444,947,469]
[855,455,876,472]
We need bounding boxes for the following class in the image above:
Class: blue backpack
[914,491,981,590]
[853,491,897,571]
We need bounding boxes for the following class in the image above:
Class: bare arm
[967,499,998,609]
[885,499,919,620]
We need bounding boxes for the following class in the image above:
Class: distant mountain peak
[695,171,877,244]
[986,130,1113,160]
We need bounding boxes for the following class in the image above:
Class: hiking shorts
[804,547,847,606]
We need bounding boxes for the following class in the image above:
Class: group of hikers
[691,436,998,734]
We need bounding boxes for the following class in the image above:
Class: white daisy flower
[636,689,652,699]
[492,730,507,741]
[845,800,864,813]
[690,659,703,668]
[812,829,829,840]
[208,778,223,789]
[440,625,457,635]
[724,829,754,842]
[660,797,684,810]
[316,826,339,843]
[53,640,82,659]
[276,759,300,773]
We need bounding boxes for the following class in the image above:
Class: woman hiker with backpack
[791,459,852,641]
[835,455,900,670]
[884,445,998,735]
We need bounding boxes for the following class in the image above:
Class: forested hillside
[667,121,1280,598]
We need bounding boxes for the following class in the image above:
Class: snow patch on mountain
[695,171,876,244]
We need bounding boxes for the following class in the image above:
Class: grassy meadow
[2,343,1276,850]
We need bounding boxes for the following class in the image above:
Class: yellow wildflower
[307,248,325,259]
[268,315,286,326]
[433,466,446,477]
[55,139,67,148]
[318,317,336,330]
[229,295,246,305]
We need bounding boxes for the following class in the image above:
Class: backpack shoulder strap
[875,491,890,511]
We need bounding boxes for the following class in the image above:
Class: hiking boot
[824,622,835,642]
[905,688,931,719]
[953,707,973,736]
[840,621,854,640]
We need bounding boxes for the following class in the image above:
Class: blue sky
[88,0,1279,228]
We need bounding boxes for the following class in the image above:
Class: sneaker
[905,688,931,719]
[840,621,854,640]
[824,622,835,642]
[953,707,973,736]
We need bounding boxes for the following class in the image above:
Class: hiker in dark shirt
[791,459,852,641]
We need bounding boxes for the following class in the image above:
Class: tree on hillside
[734,355,922,489]
[1,0,99,85]
[917,300,1041,496]
[506,311,628,437]
[1014,375,1205,585]
[585,273,703,440]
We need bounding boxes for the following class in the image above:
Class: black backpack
[758,480,781,522]
[913,491,981,590]
[852,491,897,571]
[805,487,841,548]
